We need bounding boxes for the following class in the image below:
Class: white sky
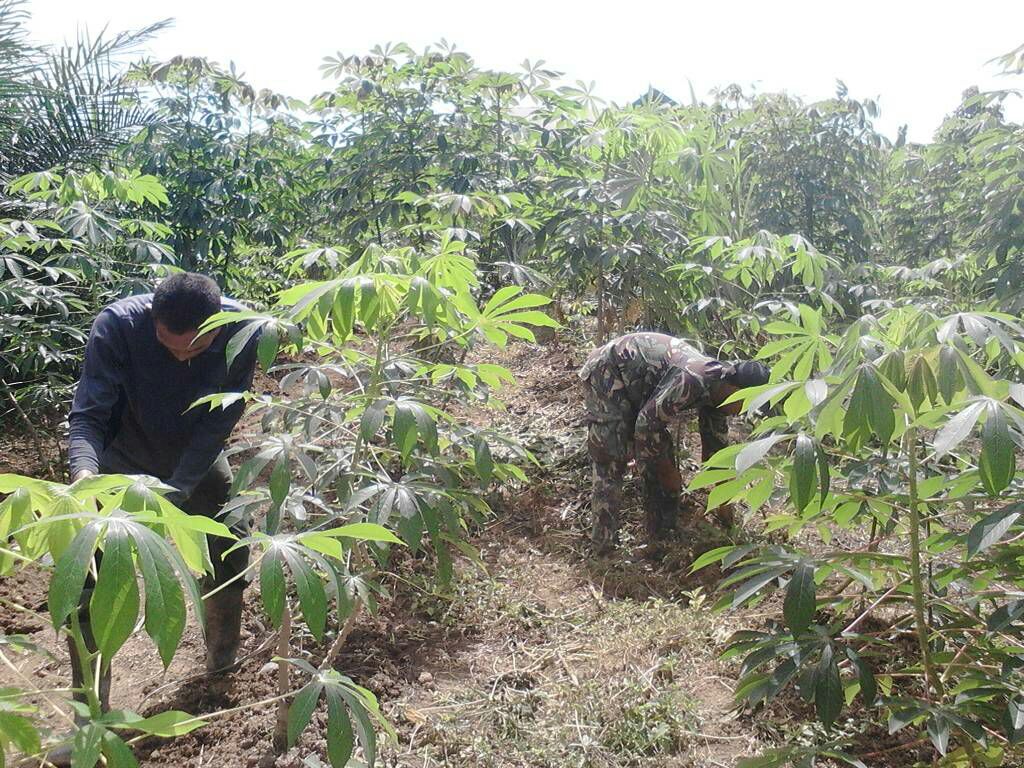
[26,0,1024,143]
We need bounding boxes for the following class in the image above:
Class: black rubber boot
[204,584,245,675]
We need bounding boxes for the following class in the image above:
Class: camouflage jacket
[579,333,729,460]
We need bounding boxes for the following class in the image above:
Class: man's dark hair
[725,360,771,389]
[151,272,222,334]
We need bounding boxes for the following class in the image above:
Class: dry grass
[382,539,763,768]
[363,339,771,767]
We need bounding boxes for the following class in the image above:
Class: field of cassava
[2,2,1024,765]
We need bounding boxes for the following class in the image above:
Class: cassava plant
[666,231,840,357]
[0,460,408,767]
[0,473,229,766]
[2,169,174,439]
[693,304,1024,766]
[195,233,556,762]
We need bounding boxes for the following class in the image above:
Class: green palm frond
[0,0,172,180]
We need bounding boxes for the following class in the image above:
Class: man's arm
[634,408,682,493]
[68,310,126,480]
[165,325,259,501]
[634,368,710,491]
[698,406,730,463]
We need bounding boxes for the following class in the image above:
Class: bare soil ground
[0,339,869,767]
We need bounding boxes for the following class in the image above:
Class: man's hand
[655,457,682,494]
[72,469,95,483]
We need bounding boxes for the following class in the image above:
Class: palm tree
[0,0,170,185]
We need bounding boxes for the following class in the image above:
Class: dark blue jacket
[68,294,258,498]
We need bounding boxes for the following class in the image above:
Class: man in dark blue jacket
[67,272,258,710]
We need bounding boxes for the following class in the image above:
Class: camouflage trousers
[583,379,678,552]
[583,379,730,553]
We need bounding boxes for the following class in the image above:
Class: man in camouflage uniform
[579,332,769,553]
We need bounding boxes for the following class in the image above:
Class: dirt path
[0,340,766,767]
[381,523,760,768]
[375,341,763,768]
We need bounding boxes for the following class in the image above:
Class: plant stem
[319,599,364,672]
[68,609,106,722]
[858,737,928,761]
[348,327,388,475]
[841,578,908,635]
[201,553,264,601]
[273,601,292,753]
[906,426,942,700]
[122,693,295,748]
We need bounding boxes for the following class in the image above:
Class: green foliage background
[2,1,1024,765]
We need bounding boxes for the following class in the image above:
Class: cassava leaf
[937,345,962,403]
[256,323,279,372]
[319,523,403,545]
[846,648,876,705]
[790,434,816,512]
[784,561,815,634]
[130,524,186,669]
[101,732,138,768]
[325,687,355,768]
[287,681,323,747]
[1005,698,1024,744]
[130,710,206,737]
[736,435,788,474]
[90,523,140,664]
[980,402,1015,494]
[281,547,327,641]
[474,436,494,486]
[260,549,287,629]
[49,521,102,630]
[967,503,1023,558]
[72,723,104,768]
[927,714,950,755]
[934,400,985,458]
[815,646,842,729]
